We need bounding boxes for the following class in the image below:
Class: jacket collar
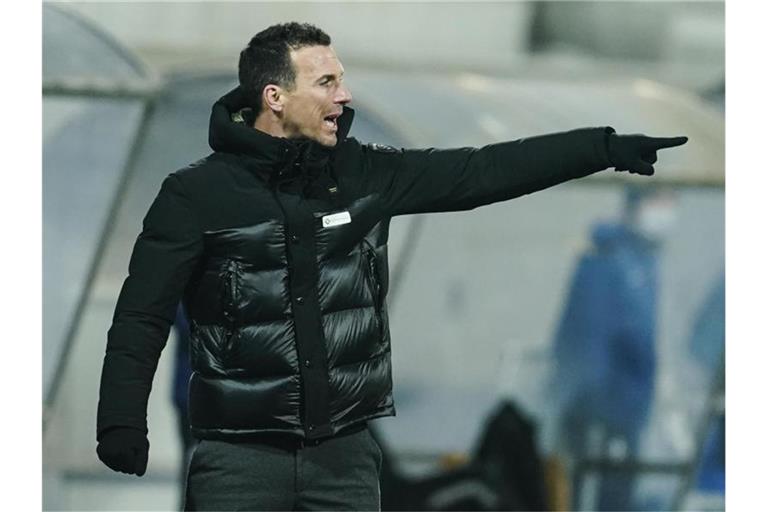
[208,96,355,180]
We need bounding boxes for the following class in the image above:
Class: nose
[336,83,352,105]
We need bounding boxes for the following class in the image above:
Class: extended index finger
[648,136,689,149]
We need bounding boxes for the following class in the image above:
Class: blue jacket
[689,275,725,492]
[553,222,658,434]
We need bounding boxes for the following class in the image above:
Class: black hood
[208,86,355,178]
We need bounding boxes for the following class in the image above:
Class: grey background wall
[65,1,534,72]
[65,1,724,89]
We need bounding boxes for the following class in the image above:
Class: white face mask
[634,202,678,241]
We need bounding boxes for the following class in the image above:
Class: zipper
[221,259,240,355]
[361,240,384,340]
[228,259,239,311]
[221,259,240,316]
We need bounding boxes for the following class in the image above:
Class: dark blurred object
[376,400,549,511]
[474,401,549,510]
[701,79,725,111]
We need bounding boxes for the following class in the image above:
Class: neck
[253,110,289,139]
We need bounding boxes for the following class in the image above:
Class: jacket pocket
[361,240,384,342]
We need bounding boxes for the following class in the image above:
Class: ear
[263,84,284,113]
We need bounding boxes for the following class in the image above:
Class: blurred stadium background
[42,2,724,510]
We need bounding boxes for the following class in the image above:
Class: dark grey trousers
[184,426,382,511]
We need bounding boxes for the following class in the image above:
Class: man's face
[280,45,352,147]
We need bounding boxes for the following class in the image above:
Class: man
[551,186,678,510]
[96,22,687,511]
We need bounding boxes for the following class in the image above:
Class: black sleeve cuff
[602,126,616,168]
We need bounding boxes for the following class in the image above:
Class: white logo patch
[322,211,351,228]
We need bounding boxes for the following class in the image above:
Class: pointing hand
[607,131,689,176]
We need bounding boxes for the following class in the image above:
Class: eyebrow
[316,71,344,84]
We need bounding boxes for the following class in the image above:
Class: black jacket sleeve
[96,174,203,440]
[360,127,614,216]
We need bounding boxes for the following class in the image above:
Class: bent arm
[363,127,614,216]
[97,174,203,439]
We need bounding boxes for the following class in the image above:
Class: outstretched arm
[361,128,687,216]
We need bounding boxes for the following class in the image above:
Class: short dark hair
[238,22,331,114]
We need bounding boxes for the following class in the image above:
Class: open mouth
[323,112,340,131]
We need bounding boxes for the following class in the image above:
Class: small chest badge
[322,211,352,228]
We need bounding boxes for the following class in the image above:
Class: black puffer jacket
[97,91,614,442]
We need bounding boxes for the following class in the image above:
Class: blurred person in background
[688,274,725,498]
[551,185,679,511]
[95,21,687,511]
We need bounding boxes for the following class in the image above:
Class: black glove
[96,427,149,476]
[607,131,688,176]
